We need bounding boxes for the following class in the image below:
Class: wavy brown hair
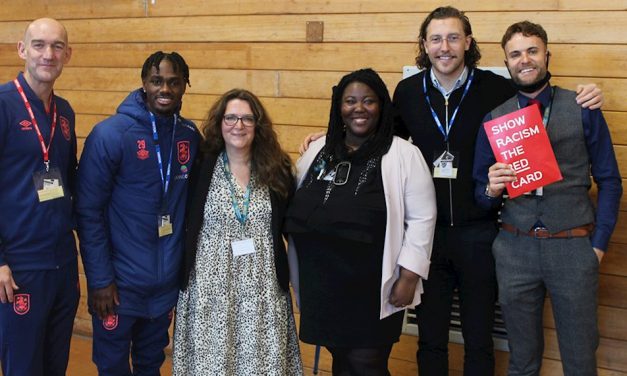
[201,89,294,199]
[415,6,481,69]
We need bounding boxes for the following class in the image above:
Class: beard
[508,53,552,94]
[510,70,552,94]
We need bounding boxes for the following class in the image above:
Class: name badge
[231,238,255,257]
[433,150,458,179]
[33,167,65,202]
[322,170,335,181]
[158,214,173,237]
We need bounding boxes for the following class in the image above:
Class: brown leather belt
[501,223,593,239]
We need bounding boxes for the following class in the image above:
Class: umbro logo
[19,120,32,130]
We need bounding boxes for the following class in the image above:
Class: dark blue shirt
[0,73,77,270]
[473,85,622,251]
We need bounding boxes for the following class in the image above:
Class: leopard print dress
[173,156,303,375]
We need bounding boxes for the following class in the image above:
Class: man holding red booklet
[473,21,622,375]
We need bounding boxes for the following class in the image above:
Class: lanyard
[423,68,474,142]
[517,87,554,128]
[14,78,57,172]
[149,112,177,199]
[222,152,252,227]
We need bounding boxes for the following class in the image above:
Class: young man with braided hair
[77,51,200,375]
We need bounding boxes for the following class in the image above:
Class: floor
[66,334,331,375]
[67,335,172,375]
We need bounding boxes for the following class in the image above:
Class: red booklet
[483,105,562,198]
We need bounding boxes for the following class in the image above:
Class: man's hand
[0,264,19,303]
[299,131,325,155]
[576,84,603,110]
[593,247,604,264]
[89,283,120,319]
[389,267,420,307]
[486,162,517,198]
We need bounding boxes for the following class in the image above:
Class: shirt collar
[430,66,468,98]
[517,83,552,109]
[17,71,47,104]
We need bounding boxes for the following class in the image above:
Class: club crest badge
[59,116,71,141]
[136,139,149,160]
[19,120,32,131]
[177,141,190,164]
[103,314,119,331]
[13,294,30,315]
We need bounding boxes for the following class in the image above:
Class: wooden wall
[1,1,625,374]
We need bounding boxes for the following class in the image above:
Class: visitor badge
[158,214,173,237]
[433,150,458,179]
[33,167,65,202]
[231,238,255,257]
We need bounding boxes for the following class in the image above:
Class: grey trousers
[493,230,599,376]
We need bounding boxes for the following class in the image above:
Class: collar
[517,83,552,109]
[430,66,468,98]
[17,71,49,104]
[135,88,179,126]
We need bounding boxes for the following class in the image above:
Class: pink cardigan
[288,136,437,319]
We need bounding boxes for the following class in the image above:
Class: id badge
[322,169,335,181]
[32,167,65,202]
[231,238,255,257]
[433,150,458,179]
[158,214,173,237]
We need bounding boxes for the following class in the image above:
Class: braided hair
[323,68,394,163]
[140,51,191,87]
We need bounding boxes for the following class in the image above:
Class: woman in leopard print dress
[173,89,302,375]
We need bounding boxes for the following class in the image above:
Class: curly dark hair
[415,6,481,69]
[201,89,293,199]
[324,68,394,162]
[140,51,191,87]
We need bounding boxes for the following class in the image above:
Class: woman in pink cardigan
[285,68,437,375]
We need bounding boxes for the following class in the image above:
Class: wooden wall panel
[608,211,627,245]
[602,243,627,277]
[146,0,627,17]
[608,112,627,145]
[0,0,145,21]
[1,2,626,375]
[56,67,281,97]
[2,12,626,44]
[2,66,626,111]
[65,90,332,128]
[3,42,626,80]
[4,0,627,22]
[552,77,627,112]
[599,273,627,309]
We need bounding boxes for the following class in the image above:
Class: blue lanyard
[149,112,177,200]
[517,87,554,128]
[423,68,475,142]
[222,152,252,226]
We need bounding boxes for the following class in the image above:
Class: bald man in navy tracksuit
[0,18,79,376]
